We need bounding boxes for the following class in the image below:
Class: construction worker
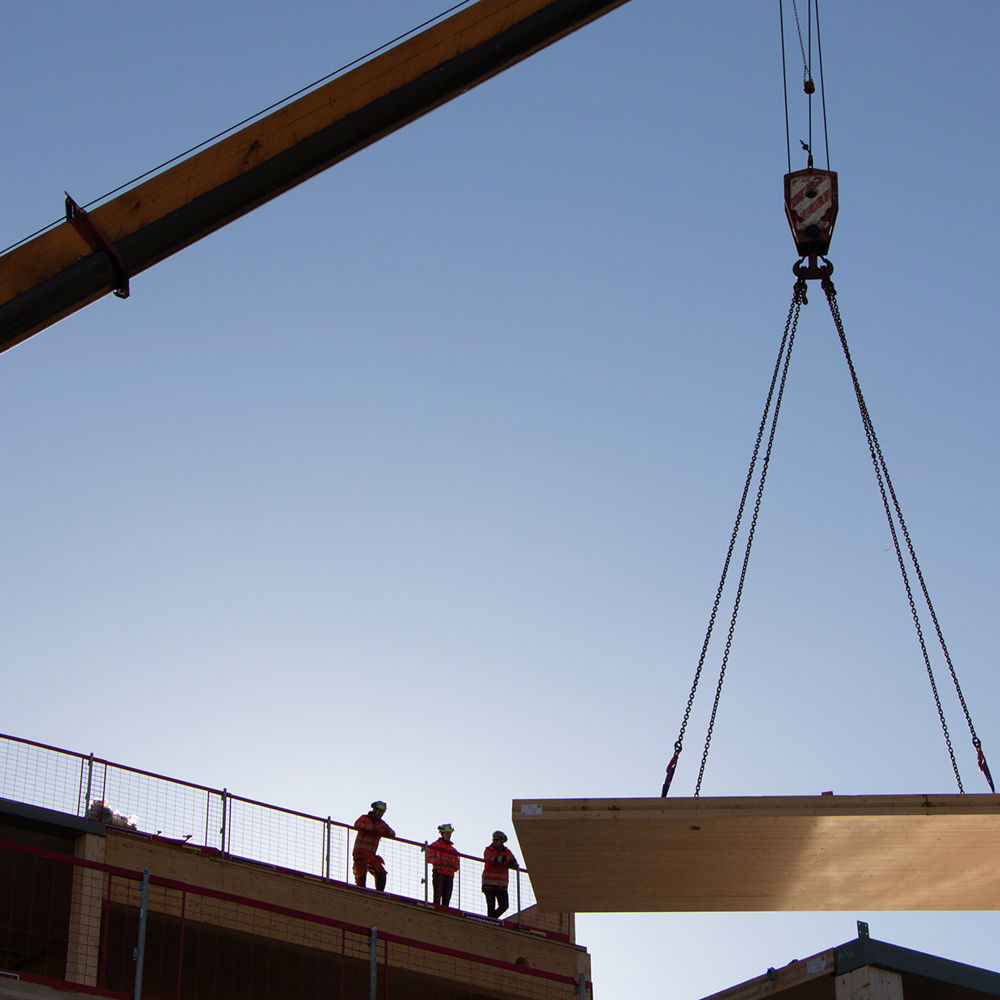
[426,823,460,908]
[481,830,518,919]
[353,800,395,891]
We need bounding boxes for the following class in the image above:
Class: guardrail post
[220,789,228,854]
[84,753,94,816]
[133,868,150,1000]
[423,842,429,904]
[516,868,522,930]
[324,818,331,881]
[368,925,378,1000]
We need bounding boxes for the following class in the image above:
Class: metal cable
[779,0,792,173]
[814,0,831,169]
[806,0,813,160]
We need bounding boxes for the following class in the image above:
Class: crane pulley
[784,166,837,279]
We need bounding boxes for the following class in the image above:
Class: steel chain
[694,281,806,796]
[664,272,992,796]
[790,0,810,83]
[663,281,806,795]
[822,276,987,792]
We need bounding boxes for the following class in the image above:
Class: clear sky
[2,1,999,996]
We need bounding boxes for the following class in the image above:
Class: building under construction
[0,732,588,1000]
[3,1,999,997]
[4,733,1000,1000]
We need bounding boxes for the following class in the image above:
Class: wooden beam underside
[511,795,1000,912]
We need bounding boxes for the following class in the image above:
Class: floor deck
[511,794,1000,912]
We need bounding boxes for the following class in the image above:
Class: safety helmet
[371,800,387,812]
[438,823,454,833]
[492,830,507,842]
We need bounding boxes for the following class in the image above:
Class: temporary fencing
[0,733,537,920]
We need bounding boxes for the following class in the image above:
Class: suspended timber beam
[0,0,632,354]
[511,794,1000,912]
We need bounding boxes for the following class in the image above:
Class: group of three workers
[352,800,519,919]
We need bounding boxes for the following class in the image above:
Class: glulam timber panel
[511,795,1000,912]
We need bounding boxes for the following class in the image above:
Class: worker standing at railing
[482,830,519,919]
[353,800,395,891]
[426,823,460,908]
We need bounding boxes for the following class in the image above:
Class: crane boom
[0,0,632,354]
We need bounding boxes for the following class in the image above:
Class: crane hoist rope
[781,0,831,173]
[660,0,995,799]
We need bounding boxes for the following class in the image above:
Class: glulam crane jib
[0,0,633,355]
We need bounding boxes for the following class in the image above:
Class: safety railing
[0,838,587,1000]
[0,732,536,921]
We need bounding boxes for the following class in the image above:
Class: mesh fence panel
[1,735,539,921]
[88,761,223,847]
[0,735,88,815]
[450,850,538,919]
[226,797,329,877]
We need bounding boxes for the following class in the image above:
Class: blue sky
[2,1,999,996]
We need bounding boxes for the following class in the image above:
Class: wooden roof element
[702,930,1000,999]
[511,794,1000,912]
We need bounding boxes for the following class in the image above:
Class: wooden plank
[511,794,1000,912]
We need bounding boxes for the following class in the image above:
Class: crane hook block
[784,168,838,258]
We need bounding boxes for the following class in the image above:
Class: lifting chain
[790,0,814,92]
[662,278,808,797]
[822,275,995,794]
[661,271,995,797]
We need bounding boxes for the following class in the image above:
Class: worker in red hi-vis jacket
[426,823,460,908]
[353,800,395,891]
[481,830,518,919]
